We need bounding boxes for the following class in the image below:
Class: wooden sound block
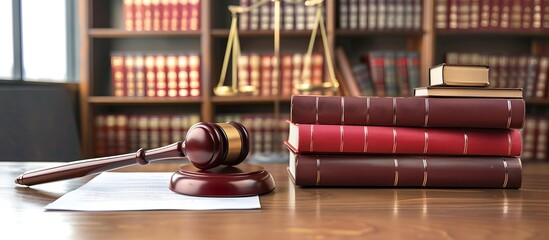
[169,164,276,197]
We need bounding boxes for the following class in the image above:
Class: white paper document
[45,172,261,211]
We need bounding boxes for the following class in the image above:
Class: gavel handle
[15,142,184,186]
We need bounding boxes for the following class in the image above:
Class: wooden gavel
[15,122,251,186]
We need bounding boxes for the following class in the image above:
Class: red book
[260,55,273,96]
[189,0,200,30]
[188,55,201,97]
[124,54,136,97]
[180,0,189,31]
[288,151,522,188]
[396,52,410,96]
[364,51,386,96]
[161,0,171,31]
[134,0,144,31]
[286,122,522,156]
[290,95,525,129]
[111,54,125,97]
[124,0,135,31]
[145,55,157,97]
[281,54,293,96]
[155,55,167,97]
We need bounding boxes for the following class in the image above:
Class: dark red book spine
[289,152,522,188]
[290,95,525,129]
[364,51,386,97]
[286,123,522,156]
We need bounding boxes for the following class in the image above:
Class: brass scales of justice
[214,0,340,96]
[14,0,339,197]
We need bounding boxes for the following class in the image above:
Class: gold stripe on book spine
[340,125,344,152]
[507,131,512,156]
[363,126,369,153]
[341,97,345,124]
[506,100,512,128]
[392,128,397,153]
[309,125,314,152]
[315,96,319,124]
[463,130,469,154]
[424,98,430,127]
[422,158,428,187]
[423,129,429,154]
[366,97,371,124]
[393,158,399,186]
[316,158,321,185]
[392,98,397,125]
[502,158,509,188]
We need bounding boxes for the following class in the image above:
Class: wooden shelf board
[436,30,549,37]
[212,96,279,103]
[335,29,424,36]
[211,29,316,37]
[88,96,203,104]
[89,28,202,38]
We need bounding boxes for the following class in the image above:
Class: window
[21,0,68,81]
[2,0,77,82]
[0,0,14,79]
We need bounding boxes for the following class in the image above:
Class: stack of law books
[285,64,525,188]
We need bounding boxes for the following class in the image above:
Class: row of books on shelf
[94,113,289,157]
[446,52,549,99]
[336,48,420,97]
[239,0,321,31]
[111,52,201,97]
[123,0,201,31]
[435,0,549,31]
[234,53,325,97]
[287,64,526,188]
[215,114,289,155]
[339,0,422,30]
[94,114,200,157]
[524,115,549,161]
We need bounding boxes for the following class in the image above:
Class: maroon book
[290,95,525,129]
[285,122,522,156]
[288,151,522,188]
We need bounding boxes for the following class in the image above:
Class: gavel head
[183,122,250,170]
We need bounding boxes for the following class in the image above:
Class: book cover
[188,0,200,30]
[111,54,125,97]
[290,95,525,128]
[396,51,410,96]
[406,52,420,94]
[364,51,386,97]
[288,151,522,188]
[286,122,522,156]
[352,63,375,96]
[125,54,136,97]
[435,0,449,29]
[124,0,135,31]
[188,55,201,96]
[429,64,490,86]
[383,51,399,96]
[414,86,523,98]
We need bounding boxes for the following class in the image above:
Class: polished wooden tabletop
[3,161,549,239]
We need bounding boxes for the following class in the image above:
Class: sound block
[169,164,276,197]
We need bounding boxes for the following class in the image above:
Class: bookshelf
[78,0,548,161]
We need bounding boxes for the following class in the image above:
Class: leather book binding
[286,123,522,156]
[290,95,525,129]
[288,151,522,188]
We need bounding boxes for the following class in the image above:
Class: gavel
[15,122,276,197]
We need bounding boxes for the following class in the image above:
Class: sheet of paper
[45,172,261,211]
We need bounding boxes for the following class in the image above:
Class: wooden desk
[3,161,549,239]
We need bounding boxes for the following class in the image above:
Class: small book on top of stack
[285,64,525,188]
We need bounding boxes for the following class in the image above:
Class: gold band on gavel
[217,123,243,165]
